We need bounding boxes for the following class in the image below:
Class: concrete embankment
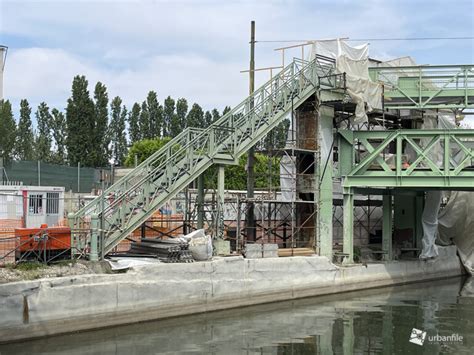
[0,246,464,342]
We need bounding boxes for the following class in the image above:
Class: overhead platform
[369,64,474,110]
[339,129,474,189]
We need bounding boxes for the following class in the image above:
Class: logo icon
[409,328,427,346]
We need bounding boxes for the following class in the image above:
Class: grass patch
[14,262,47,271]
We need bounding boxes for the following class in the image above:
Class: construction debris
[129,238,194,263]
[278,248,315,257]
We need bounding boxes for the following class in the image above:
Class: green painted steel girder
[340,129,474,190]
[369,64,474,110]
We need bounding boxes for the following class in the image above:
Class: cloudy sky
[1,0,473,125]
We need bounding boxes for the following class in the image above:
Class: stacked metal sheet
[129,238,194,263]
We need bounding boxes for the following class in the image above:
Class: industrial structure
[67,28,474,265]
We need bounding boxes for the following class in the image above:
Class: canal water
[1,276,472,354]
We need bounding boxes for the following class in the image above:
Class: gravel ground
[0,261,108,284]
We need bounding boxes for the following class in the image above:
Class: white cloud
[1,0,473,120]
[4,46,247,114]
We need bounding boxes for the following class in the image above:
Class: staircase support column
[342,187,354,264]
[197,175,204,229]
[89,213,99,262]
[382,194,393,261]
[217,165,225,240]
[318,105,334,259]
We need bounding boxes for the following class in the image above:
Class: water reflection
[1,277,472,354]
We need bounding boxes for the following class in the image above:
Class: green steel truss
[71,56,340,258]
[369,64,474,109]
[339,129,474,189]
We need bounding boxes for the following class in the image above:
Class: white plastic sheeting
[182,229,213,261]
[279,154,296,201]
[416,113,473,270]
[107,257,161,271]
[438,193,474,274]
[420,191,443,259]
[309,40,382,123]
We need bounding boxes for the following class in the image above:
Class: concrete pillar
[383,194,393,261]
[89,213,99,261]
[342,188,354,264]
[197,175,204,229]
[318,105,334,259]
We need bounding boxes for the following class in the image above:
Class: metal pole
[37,160,41,186]
[0,157,4,184]
[77,162,80,193]
[197,174,204,229]
[383,194,393,261]
[217,165,225,240]
[246,20,256,242]
[100,170,105,260]
[89,214,99,261]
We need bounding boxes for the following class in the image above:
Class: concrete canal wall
[0,246,464,342]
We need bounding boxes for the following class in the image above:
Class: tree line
[0,75,289,168]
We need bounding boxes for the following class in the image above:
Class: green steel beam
[216,165,225,240]
[197,175,204,229]
[340,129,474,189]
[369,64,474,110]
[382,194,392,261]
[342,188,354,264]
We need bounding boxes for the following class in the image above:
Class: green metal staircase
[70,56,340,258]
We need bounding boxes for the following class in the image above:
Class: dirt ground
[0,261,109,284]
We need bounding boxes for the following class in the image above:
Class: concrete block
[213,239,230,256]
[245,244,262,259]
[262,244,278,258]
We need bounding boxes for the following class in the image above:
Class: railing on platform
[339,129,474,188]
[369,64,474,109]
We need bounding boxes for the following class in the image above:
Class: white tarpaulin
[280,154,296,201]
[414,113,473,271]
[309,39,382,124]
[438,191,474,274]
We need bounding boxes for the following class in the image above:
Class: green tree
[175,98,188,132]
[93,82,109,166]
[66,75,95,166]
[146,91,163,138]
[186,103,204,128]
[128,102,141,144]
[15,99,35,160]
[204,110,212,127]
[109,97,128,165]
[124,137,171,167]
[163,96,175,137]
[263,119,290,150]
[222,106,231,115]
[211,108,220,123]
[0,100,16,164]
[139,101,150,139]
[50,108,67,164]
[203,153,281,190]
[35,102,52,162]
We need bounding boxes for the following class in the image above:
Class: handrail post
[90,213,99,261]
